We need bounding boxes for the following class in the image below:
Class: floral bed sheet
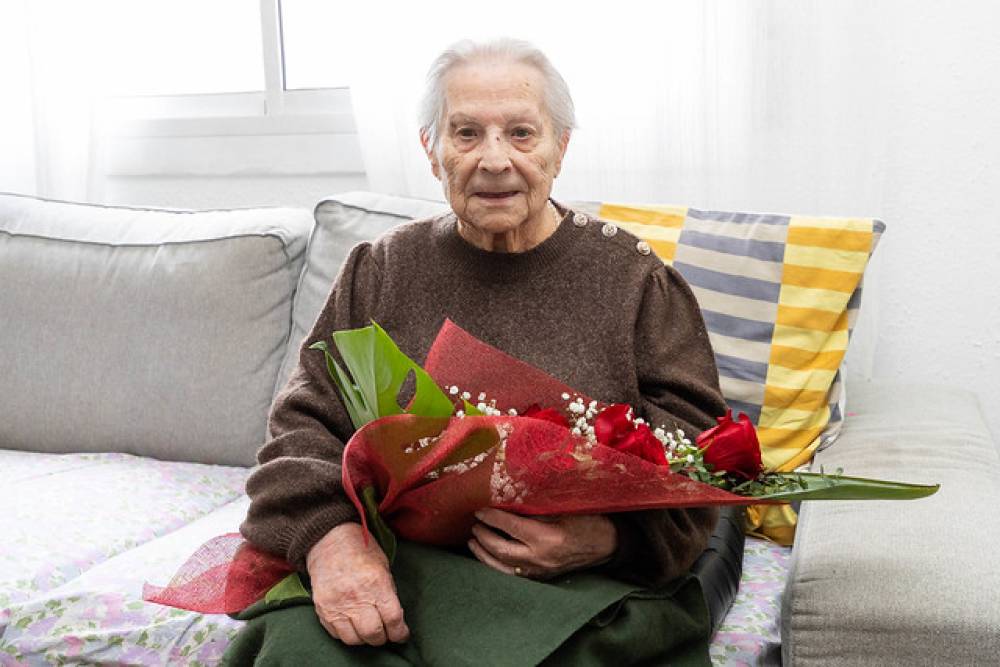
[1,451,790,666]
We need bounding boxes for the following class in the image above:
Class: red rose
[595,403,668,466]
[522,404,570,429]
[696,410,763,479]
[594,403,633,446]
[613,423,669,466]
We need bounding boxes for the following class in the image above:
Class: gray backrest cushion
[0,193,313,466]
[274,192,448,394]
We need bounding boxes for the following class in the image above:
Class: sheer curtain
[341,2,762,205]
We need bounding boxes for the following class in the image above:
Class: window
[279,0,353,90]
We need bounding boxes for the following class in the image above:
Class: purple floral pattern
[2,451,790,665]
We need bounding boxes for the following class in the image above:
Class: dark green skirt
[221,541,712,667]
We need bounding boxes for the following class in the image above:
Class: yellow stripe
[784,244,871,273]
[765,365,837,392]
[776,305,850,332]
[763,385,832,411]
[758,405,830,432]
[771,324,848,353]
[768,344,844,372]
[598,203,687,228]
[617,222,683,244]
[746,504,798,546]
[786,226,873,253]
[780,264,862,293]
[788,215,876,233]
[777,284,851,314]
[758,426,825,455]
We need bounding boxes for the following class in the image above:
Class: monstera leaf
[309,322,455,429]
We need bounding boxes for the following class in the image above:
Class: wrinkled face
[423,60,569,236]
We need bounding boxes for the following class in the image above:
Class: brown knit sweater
[241,202,728,587]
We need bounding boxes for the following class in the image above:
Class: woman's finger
[475,508,547,543]
[353,604,388,646]
[328,617,363,646]
[376,596,410,643]
[470,522,533,564]
[468,537,524,576]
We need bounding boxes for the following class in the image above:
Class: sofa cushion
[274,192,449,395]
[572,202,882,543]
[0,193,313,466]
[782,381,1000,665]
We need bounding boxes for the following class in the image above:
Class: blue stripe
[688,209,790,226]
[674,262,782,302]
[679,229,787,263]
[715,352,770,384]
[725,399,762,425]
[702,310,775,343]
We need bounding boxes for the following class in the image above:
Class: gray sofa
[2,190,998,665]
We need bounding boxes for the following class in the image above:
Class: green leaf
[309,340,370,428]
[263,573,311,605]
[752,472,939,502]
[14,617,30,630]
[362,485,398,564]
[321,322,455,428]
[462,399,484,416]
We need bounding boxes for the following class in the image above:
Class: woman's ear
[420,128,441,181]
[553,129,571,178]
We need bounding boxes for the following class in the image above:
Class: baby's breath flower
[569,402,585,414]
[461,391,471,401]
[508,408,518,416]
[478,392,486,401]
[561,392,570,400]
[449,386,459,395]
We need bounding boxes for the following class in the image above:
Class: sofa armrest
[782,381,1000,666]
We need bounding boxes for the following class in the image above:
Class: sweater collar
[434,200,577,281]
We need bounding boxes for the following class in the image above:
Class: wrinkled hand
[305,522,409,646]
[468,509,618,579]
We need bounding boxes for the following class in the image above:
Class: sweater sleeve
[602,264,729,587]
[240,242,382,572]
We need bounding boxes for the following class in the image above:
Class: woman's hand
[468,509,618,579]
[305,522,410,646]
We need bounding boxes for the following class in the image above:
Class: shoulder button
[572,212,589,227]
[636,240,652,256]
[601,223,618,238]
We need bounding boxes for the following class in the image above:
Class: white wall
[544,2,1000,439]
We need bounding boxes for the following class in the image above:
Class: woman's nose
[478,134,512,174]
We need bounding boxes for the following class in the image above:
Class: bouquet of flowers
[144,320,937,614]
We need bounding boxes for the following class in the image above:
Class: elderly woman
[231,39,741,666]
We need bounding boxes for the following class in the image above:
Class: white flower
[508,408,518,416]
[476,402,487,412]
[575,417,588,428]
[571,427,582,436]
[456,410,465,418]
[686,454,694,463]
[461,391,471,400]
[449,386,459,395]
[561,392,570,400]
[568,402,585,414]
[478,392,487,401]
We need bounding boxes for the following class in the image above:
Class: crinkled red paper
[145,319,757,614]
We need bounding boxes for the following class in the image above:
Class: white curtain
[341,1,764,206]
[0,1,113,201]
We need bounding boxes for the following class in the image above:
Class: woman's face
[424,60,569,238]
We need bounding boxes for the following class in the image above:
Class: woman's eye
[512,128,532,139]
[457,128,477,139]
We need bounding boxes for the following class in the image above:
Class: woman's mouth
[475,191,518,200]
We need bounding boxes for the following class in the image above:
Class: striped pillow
[572,202,884,543]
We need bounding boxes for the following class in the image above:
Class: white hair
[418,38,576,151]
